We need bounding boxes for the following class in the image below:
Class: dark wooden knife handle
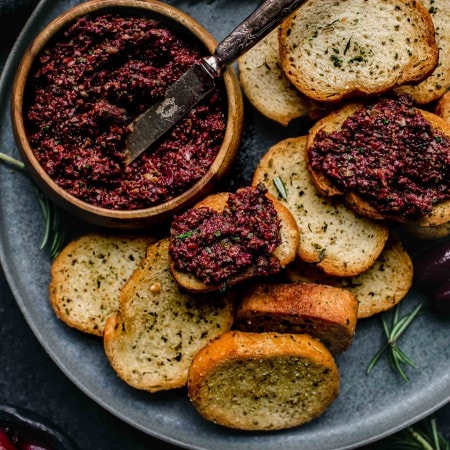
[212,0,305,72]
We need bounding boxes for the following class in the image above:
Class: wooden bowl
[11,0,243,229]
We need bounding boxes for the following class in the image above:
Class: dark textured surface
[0,1,449,450]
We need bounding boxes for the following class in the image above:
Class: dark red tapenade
[307,95,450,219]
[169,184,282,286]
[25,14,227,210]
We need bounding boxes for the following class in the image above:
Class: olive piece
[429,278,450,314]
[414,241,450,287]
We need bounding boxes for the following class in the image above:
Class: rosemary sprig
[385,417,449,450]
[273,175,288,200]
[0,151,65,258]
[367,301,424,382]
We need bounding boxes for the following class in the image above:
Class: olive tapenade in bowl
[11,0,243,229]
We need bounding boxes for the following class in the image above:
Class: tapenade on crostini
[168,184,299,293]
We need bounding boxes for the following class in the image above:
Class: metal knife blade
[124,60,216,164]
[124,0,306,164]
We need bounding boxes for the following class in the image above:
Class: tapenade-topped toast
[278,0,438,103]
[252,135,389,277]
[306,96,450,226]
[168,184,299,293]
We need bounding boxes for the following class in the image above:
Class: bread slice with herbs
[278,0,438,103]
[238,27,311,126]
[235,282,358,353]
[306,98,450,226]
[252,135,389,277]
[103,238,235,393]
[169,185,299,293]
[49,233,155,336]
[286,235,413,318]
[187,330,339,431]
[395,0,450,104]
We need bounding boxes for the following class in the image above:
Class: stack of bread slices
[48,0,450,434]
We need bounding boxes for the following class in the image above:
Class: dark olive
[428,278,450,314]
[414,241,450,287]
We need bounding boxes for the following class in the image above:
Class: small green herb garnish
[367,302,423,382]
[385,417,449,450]
[0,151,65,258]
[273,176,288,200]
[175,230,197,239]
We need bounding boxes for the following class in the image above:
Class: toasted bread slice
[286,236,413,318]
[169,187,299,293]
[395,0,450,104]
[187,331,339,431]
[103,239,235,392]
[238,27,311,126]
[252,136,388,276]
[435,90,450,123]
[306,100,450,225]
[49,233,154,336]
[235,283,358,353]
[279,0,438,103]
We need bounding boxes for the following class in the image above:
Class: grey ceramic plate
[0,1,449,449]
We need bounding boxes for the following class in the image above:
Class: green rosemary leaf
[273,176,288,200]
[389,347,409,382]
[390,302,424,342]
[366,342,388,375]
[385,417,450,450]
[367,302,423,381]
[0,151,25,170]
[393,345,417,369]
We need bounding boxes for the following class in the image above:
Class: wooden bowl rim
[11,0,243,223]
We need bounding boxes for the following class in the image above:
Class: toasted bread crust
[286,235,413,318]
[49,233,154,336]
[103,239,235,392]
[169,189,299,292]
[306,103,450,225]
[395,0,450,104]
[279,0,438,103]
[236,283,358,353]
[187,331,339,430]
[238,27,311,126]
[252,135,389,276]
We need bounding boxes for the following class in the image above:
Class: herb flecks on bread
[306,96,450,224]
[279,0,438,102]
[252,135,388,277]
[169,184,299,292]
[103,239,235,392]
[287,236,414,319]
[236,283,358,353]
[238,27,311,126]
[395,0,450,104]
[49,233,154,336]
[188,331,339,431]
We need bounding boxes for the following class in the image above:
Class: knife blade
[124,0,306,164]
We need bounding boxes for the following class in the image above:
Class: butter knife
[124,0,305,164]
